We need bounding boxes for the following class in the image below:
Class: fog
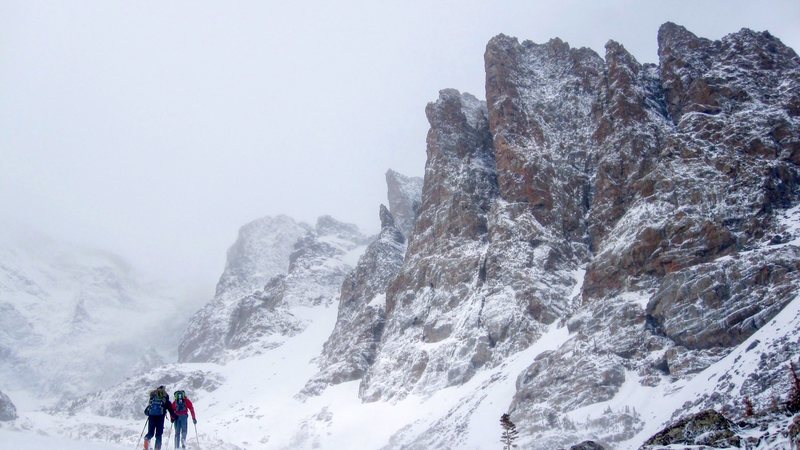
[2,0,798,298]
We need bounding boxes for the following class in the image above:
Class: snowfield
[6,291,797,449]
[0,429,129,450]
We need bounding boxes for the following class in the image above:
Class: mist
[2,0,798,296]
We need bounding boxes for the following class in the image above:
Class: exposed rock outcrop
[360,89,510,401]
[356,22,800,448]
[179,215,310,363]
[570,441,607,450]
[63,366,223,420]
[179,215,366,363]
[385,169,423,239]
[0,389,16,421]
[301,205,406,396]
[641,410,740,449]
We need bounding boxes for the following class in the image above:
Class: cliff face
[178,215,368,363]
[313,23,800,448]
[301,205,406,397]
[385,169,423,239]
[178,215,310,362]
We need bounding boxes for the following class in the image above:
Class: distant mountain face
[178,215,370,363]
[0,232,193,398]
[178,215,311,363]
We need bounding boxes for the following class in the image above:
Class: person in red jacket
[171,390,197,449]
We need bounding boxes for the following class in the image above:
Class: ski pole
[166,418,173,447]
[135,417,148,450]
[193,420,201,450]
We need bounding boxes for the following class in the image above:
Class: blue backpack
[147,391,164,416]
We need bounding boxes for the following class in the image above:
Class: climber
[143,385,177,450]
[171,390,197,449]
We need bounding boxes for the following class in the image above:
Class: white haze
[1,0,798,297]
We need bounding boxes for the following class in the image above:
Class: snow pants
[145,414,166,449]
[174,415,188,448]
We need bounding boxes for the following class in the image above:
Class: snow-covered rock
[220,215,369,361]
[385,169,423,239]
[180,215,368,363]
[63,364,223,420]
[358,22,800,448]
[302,205,406,397]
[0,390,16,421]
[178,215,310,362]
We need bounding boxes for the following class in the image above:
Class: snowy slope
[0,428,129,450]
[25,291,798,449]
[0,228,199,400]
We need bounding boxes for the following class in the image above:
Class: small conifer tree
[500,413,519,450]
[743,395,754,417]
[788,362,800,413]
[770,394,781,414]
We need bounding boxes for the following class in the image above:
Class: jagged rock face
[215,215,312,300]
[642,410,740,448]
[512,340,626,413]
[178,215,366,363]
[485,34,603,241]
[302,206,405,396]
[659,23,800,126]
[342,23,800,448]
[648,246,800,350]
[221,216,369,361]
[385,170,423,239]
[508,24,800,447]
[178,216,310,363]
[360,89,511,401]
[0,389,16,421]
[585,23,800,301]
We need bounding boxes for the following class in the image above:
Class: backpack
[174,390,187,413]
[147,390,164,416]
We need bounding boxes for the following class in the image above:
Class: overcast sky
[2,0,799,298]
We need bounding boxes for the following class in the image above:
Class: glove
[193,419,197,424]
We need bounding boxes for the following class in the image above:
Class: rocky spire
[385,169,423,239]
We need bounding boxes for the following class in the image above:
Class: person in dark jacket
[143,385,177,450]
[171,390,197,449]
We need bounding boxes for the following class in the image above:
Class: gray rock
[302,206,405,397]
[62,366,223,420]
[570,441,606,450]
[357,21,800,447]
[641,409,740,448]
[0,389,16,421]
[179,215,310,362]
[647,247,800,350]
[385,169,423,239]
[180,215,364,363]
